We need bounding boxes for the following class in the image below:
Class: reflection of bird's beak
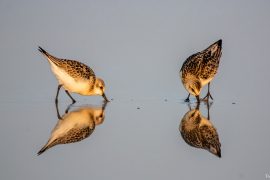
[102,101,108,111]
[102,93,110,102]
[196,95,200,103]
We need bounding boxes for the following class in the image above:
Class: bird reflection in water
[37,102,107,155]
[179,102,221,158]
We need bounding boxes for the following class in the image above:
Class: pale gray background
[0,0,270,179]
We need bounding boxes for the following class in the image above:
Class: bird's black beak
[102,93,110,102]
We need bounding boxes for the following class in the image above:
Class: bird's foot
[202,92,213,101]
[184,97,190,102]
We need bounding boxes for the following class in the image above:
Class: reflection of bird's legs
[184,94,190,102]
[65,103,74,114]
[207,100,210,120]
[102,101,108,111]
[188,102,192,111]
[205,100,213,120]
[202,83,214,101]
[65,90,76,104]
[55,84,62,104]
[55,100,62,119]
[195,101,200,110]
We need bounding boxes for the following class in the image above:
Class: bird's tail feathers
[37,139,57,156]
[37,145,49,156]
[38,46,50,58]
[210,143,221,158]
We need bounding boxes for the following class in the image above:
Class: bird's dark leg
[65,90,76,104]
[55,84,62,104]
[207,100,210,120]
[184,94,190,102]
[202,83,213,101]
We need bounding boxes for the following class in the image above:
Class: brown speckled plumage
[38,46,109,101]
[38,46,96,82]
[37,104,107,155]
[179,108,221,157]
[181,40,222,81]
[180,39,222,101]
[38,127,94,155]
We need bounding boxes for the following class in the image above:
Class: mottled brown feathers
[37,126,94,155]
[38,46,96,81]
[181,40,222,80]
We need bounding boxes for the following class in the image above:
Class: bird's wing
[200,124,220,146]
[37,126,94,155]
[38,47,96,81]
[180,128,203,148]
[61,126,94,144]
[56,59,96,81]
[180,52,203,75]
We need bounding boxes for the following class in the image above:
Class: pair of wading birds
[38,39,222,103]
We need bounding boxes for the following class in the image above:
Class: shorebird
[37,103,107,155]
[179,103,221,158]
[180,39,222,102]
[38,47,109,103]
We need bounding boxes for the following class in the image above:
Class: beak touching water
[102,93,110,102]
[196,95,200,103]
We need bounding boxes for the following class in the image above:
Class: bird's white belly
[49,112,91,143]
[50,63,90,95]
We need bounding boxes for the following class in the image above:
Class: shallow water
[1,99,269,180]
[1,1,270,180]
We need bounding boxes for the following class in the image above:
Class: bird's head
[92,107,106,125]
[93,78,109,102]
[181,109,201,131]
[184,79,202,98]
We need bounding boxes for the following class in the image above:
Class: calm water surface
[0,99,269,180]
[1,1,270,180]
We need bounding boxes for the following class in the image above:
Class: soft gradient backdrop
[0,0,270,180]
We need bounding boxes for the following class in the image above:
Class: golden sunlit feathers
[37,103,107,155]
[38,46,109,102]
[179,104,221,157]
[180,39,222,101]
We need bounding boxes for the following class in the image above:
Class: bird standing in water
[38,47,109,103]
[180,39,222,102]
